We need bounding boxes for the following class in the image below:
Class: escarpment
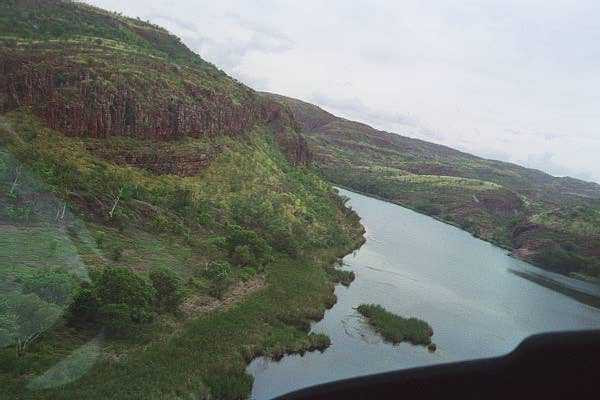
[0,41,309,171]
[1,45,266,139]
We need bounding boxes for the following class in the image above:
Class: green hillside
[265,93,600,278]
[0,2,363,399]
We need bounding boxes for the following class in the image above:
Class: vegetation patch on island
[357,304,435,351]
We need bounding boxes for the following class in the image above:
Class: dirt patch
[512,246,537,259]
[181,276,266,317]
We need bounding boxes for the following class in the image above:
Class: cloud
[165,10,294,75]
[310,92,419,128]
[524,152,595,182]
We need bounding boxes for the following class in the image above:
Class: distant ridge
[265,92,600,278]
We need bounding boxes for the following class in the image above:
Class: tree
[232,245,254,267]
[149,267,183,313]
[226,224,272,266]
[95,267,155,308]
[68,267,156,337]
[108,184,136,219]
[67,285,99,326]
[201,261,233,299]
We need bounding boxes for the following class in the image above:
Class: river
[248,188,600,399]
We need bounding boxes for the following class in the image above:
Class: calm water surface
[248,188,600,399]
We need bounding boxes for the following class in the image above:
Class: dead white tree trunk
[9,165,21,196]
[109,187,123,219]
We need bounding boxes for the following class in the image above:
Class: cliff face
[1,46,267,139]
[0,0,310,169]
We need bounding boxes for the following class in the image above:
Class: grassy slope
[0,2,364,399]
[265,93,600,278]
[0,109,364,399]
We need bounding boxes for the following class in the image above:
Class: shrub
[68,267,155,336]
[97,303,136,337]
[238,267,257,282]
[149,267,184,313]
[232,245,254,267]
[95,267,155,308]
[95,233,125,261]
[226,225,271,266]
[269,223,301,257]
[201,261,233,299]
[0,298,18,348]
[67,285,99,326]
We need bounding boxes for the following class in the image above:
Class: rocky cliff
[0,0,310,169]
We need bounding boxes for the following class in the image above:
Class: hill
[265,93,600,278]
[0,2,363,399]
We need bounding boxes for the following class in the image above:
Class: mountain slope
[265,93,600,278]
[0,2,363,399]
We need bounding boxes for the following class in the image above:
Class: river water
[248,188,600,399]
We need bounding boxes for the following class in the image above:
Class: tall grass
[357,304,433,346]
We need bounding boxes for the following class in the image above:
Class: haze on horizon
[88,0,600,184]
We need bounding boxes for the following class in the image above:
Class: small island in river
[357,304,436,352]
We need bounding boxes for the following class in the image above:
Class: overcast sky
[88,0,600,183]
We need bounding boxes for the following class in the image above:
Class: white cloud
[87,0,600,183]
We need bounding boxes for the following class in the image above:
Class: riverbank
[333,184,598,282]
[249,188,600,400]
[0,217,365,400]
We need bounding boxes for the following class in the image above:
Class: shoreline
[333,184,598,284]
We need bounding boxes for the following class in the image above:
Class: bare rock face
[0,49,268,139]
[275,128,312,166]
[0,44,311,171]
[265,101,312,166]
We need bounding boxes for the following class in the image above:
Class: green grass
[0,244,362,400]
[0,104,364,399]
[357,304,433,347]
[0,3,366,398]
[325,267,355,287]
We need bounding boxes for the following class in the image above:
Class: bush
[149,267,184,313]
[326,268,355,287]
[95,267,155,308]
[68,267,155,336]
[269,223,301,257]
[67,285,99,326]
[232,245,254,267]
[534,247,588,274]
[226,225,271,266]
[94,232,125,261]
[238,267,257,282]
[97,303,135,336]
[0,298,18,348]
[201,261,233,299]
